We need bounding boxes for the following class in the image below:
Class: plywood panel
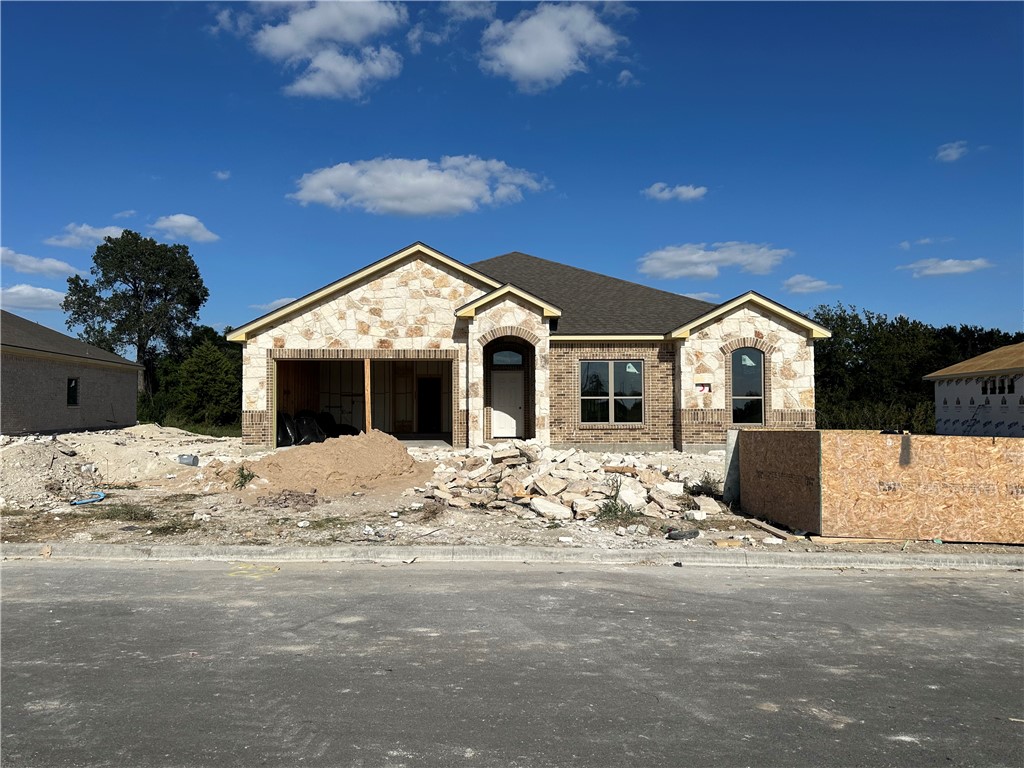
[820,432,1024,544]
[738,430,821,533]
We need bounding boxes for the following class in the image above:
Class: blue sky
[2,1,1022,342]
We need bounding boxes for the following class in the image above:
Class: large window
[581,361,643,423]
[731,348,763,424]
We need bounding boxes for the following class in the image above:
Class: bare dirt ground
[1,425,1018,557]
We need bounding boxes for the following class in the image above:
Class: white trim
[551,335,667,342]
[455,283,562,318]
[669,292,831,339]
[228,243,501,342]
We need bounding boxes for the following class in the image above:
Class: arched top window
[731,347,764,424]
[492,350,523,366]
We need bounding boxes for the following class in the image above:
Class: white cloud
[408,2,496,54]
[782,274,841,294]
[213,170,231,181]
[899,236,954,251]
[1,247,80,278]
[151,214,220,243]
[208,8,256,37]
[253,1,407,60]
[113,209,136,219]
[643,182,707,202]
[250,297,297,312]
[898,258,993,277]
[290,155,547,216]
[683,291,719,302]
[219,2,408,100]
[935,141,968,163]
[639,242,792,280]
[480,3,623,92]
[283,46,402,99]
[44,223,125,248]
[0,284,65,310]
[616,69,638,88]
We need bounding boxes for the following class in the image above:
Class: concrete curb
[2,542,1021,570]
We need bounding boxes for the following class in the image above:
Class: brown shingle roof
[923,342,1024,380]
[0,310,140,368]
[470,252,717,335]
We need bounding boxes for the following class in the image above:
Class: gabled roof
[923,342,1024,380]
[0,310,141,368]
[455,284,562,319]
[669,291,831,339]
[227,242,501,342]
[470,252,716,336]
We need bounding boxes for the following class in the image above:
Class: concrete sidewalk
[2,541,1021,570]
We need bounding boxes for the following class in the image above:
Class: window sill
[578,422,645,430]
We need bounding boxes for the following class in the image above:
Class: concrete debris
[403,440,723,537]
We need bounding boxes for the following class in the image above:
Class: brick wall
[549,341,676,449]
[0,351,138,434]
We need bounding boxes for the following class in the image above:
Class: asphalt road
[2,560,1022,768]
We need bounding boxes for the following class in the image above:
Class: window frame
[579,360,644,425]
[730,347,765,425]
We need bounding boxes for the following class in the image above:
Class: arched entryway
[483,336,535,440]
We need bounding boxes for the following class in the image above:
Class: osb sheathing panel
[819,432,1024,544]
[739,430,821,534]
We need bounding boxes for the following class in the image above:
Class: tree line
[64,231,1022,435]
[809,304,1023,433]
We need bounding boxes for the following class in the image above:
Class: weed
[595,477,643,524]
[687,471,721,498]
[149,519,200,536]
[233,466,256,489]
[94,503,155,522]
[305,517,349,530]
[164,493,200,504]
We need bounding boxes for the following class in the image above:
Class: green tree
[62,230,209,394]
[172,340,241,426]
[811,303,1023,432]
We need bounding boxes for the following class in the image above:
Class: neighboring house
[924,342,1024,437]
[227,242,830,450]
[0,310,141,435]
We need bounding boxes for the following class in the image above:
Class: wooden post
[363,358,372,432]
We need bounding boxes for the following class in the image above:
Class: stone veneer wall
[548,341,676,449]
[241,256,488,446]
[468,297,550,446]
[675,305,817,445]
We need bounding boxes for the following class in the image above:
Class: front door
[492,370,524,438]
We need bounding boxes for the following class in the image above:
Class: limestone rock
[532,475,568,497]
[530,497,572,520]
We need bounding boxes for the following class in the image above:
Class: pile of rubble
[407,440,720,525]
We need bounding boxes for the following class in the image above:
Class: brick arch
[721,337,777,427]
[719,337,778,358]
[478,325,541,347]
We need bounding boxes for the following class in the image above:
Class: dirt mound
[238,430,417,496]
[0,440,95,507]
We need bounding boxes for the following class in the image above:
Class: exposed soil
[1,426,1019,558]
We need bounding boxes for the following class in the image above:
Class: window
[580,361,643,423]
[731,348,763,424]
[492,350,523,366]
[67,377,79,406]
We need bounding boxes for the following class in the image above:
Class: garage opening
[275,359,452,446]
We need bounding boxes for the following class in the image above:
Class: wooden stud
[363,358,372,432]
